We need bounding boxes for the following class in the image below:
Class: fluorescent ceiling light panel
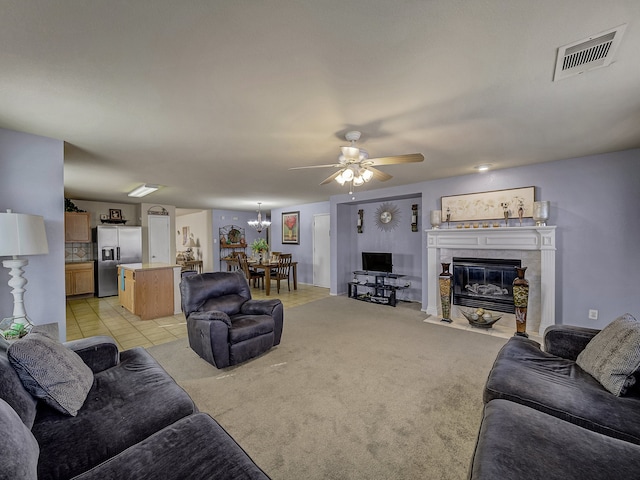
[128,184,159,197]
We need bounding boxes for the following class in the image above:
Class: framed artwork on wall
[282,211,300,244]
[109,209,122,220]
[441,186,535,222]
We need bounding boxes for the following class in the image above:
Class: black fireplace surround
[452,257,521,314]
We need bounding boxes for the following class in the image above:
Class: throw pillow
[576,313,640,396]
[8,332,94,416]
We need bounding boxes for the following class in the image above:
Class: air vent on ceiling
[553,24,626,81]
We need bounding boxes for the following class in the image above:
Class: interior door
[148,215,171,264]
[313,213,330,288]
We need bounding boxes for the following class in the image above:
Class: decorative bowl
[459,309,503,329]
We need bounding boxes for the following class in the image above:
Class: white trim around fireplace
[426,226,556,336]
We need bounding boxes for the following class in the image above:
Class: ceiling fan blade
[289,163,341,170]
[368,166,393,182]
[367,153,424,166]
[320,170,342,185]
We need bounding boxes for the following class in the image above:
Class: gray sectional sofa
[1,330,270,480]
[469,318,640,479]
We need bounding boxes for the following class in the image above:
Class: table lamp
[0,209,49,338]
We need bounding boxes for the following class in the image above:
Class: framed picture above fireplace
[441,186,534,222]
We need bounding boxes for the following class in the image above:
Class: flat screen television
[362,252,393,273]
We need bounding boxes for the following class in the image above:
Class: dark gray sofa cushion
[544,325,600,360]
[74,413,270,480]
[32,347,197,480]
[0,346,37,428]
[64,336,119,373]
[0,398,39,480]
[8,332,94,416]
[469,399,640,480]
[484,336,640,444]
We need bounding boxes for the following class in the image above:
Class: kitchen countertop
[118,262,181,271]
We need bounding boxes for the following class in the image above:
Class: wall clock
[375,202,401,231]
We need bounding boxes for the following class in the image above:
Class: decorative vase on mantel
[439,263,453,323]
[513,266,529,337]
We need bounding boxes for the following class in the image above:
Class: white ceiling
[2,1,639,212]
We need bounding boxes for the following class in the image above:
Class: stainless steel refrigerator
[95,225,142,297]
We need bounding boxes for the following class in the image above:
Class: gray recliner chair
[180,271,284,368]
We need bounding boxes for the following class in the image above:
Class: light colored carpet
[147,296,508,480]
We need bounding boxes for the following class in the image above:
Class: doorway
[148,215,171,264]
[313,213,330,288]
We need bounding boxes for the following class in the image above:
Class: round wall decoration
[374,202,401,231]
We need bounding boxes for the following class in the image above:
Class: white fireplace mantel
[426,226,556,336]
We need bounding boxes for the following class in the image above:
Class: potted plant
[250,238,269,262]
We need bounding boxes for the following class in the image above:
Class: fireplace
[426,227,557,336]
[452,257,521,313]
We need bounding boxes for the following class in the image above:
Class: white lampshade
[335,172,346,186]
[361,168,374,182]
[353,175,364,186]
[0,211,49,257]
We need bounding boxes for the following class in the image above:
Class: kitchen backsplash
[65,243,93,262]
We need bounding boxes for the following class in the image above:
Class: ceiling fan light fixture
[335,172,346,185]
[342,167,354,181]
[361,168,374,182]
[353,175,364,187]
[341,146,360,160]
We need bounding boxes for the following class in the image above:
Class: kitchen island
[117,263,182,320]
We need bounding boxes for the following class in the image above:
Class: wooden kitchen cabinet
[118,263,178,320]
[65,262,95,296]
[65,212,91,243]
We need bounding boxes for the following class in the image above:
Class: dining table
[247,260,298,296]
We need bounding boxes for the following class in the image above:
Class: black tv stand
[348,271,407,307]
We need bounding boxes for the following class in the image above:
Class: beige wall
[70,199,180,264]
[176,210,213,272]
[70,199,141,228]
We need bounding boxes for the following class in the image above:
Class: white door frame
[312,213,330,288]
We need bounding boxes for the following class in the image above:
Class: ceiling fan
[289,131,424,193]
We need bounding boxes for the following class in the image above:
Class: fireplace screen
[452,257,521,313]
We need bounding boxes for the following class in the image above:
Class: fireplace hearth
[452,257,521,313]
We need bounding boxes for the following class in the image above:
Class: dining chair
[270,253,292,293]
[238,254,264,289]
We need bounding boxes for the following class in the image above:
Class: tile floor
[66,283,329,350]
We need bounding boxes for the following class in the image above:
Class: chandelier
[248,202,271,233]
